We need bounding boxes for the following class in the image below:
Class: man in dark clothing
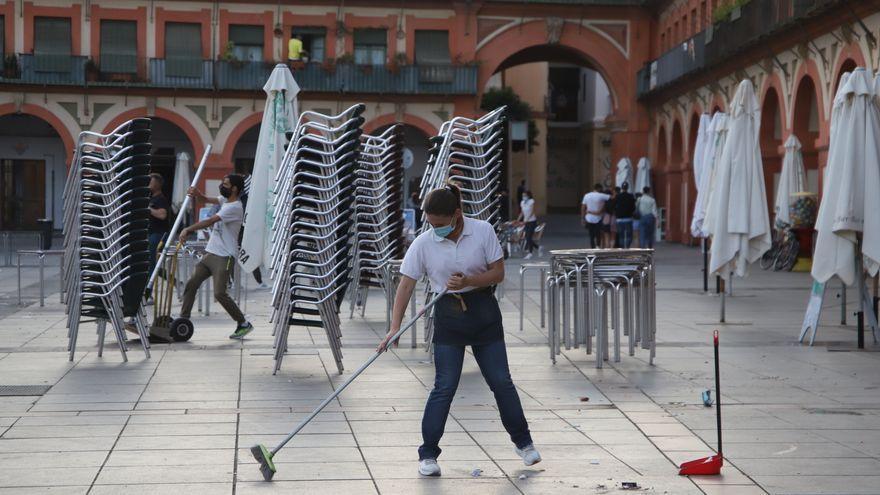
[516,180,526,205]
[614,182,637,248]
[148,173,171,272]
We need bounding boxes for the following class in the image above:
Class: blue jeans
[148,232,165,273]
[616,218,634,248]
[419,340,532,460]
[639,214,655,248]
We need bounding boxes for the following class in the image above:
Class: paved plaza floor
[1,231,879,494]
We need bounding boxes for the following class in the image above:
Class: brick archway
[363,113,438,138]
[103,107,207,160]
[475,20,632,121]
[221,112,263,167]
[0,103,76,164]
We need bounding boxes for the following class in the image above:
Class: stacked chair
[418,106,506,229]
[62,119,153,362]
[414,107,507,346]
[269,104,365,374]
[348,124,406,318]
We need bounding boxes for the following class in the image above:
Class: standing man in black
[146,173,171,302]
[615,182,637,248]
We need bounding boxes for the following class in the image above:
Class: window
[0,16,5,56]
[700,1,707,27]
[660,33,666,51]
[691,9,697,34]
[165,22,202,77]
[292,27,325,62]
[34,17,72,72]
[100,20,137,73]
[415,30,450,65]
[353,28,386,66]
[228,24,263,62]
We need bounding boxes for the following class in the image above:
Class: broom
[251,289,449,481]
[679,329,723,475]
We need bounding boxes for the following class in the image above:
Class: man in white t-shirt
[517,190,540,259]
[178,174,253,339]
[581,183,610,249]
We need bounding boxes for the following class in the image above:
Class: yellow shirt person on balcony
[288,35,307,63]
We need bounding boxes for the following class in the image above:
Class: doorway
[1,159,46,229]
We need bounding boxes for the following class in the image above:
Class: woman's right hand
[377,328,400,353]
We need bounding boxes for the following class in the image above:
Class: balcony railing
[636,0,840,97]
[0,55,479,95]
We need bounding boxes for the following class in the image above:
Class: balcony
[0,55,479,95]
[637,0,840,98]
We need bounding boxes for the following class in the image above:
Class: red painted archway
[0,103,76,164]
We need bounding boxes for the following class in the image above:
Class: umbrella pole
[857,236,865,349]
[702,238,708,293]
[720,278,726,323]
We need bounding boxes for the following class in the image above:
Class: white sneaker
[418,458,441,476]
[524,252,534,260]
[515,444,542,466]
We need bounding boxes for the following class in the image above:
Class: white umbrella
[774,135,806,227]
[634,157,651,193]
[615,157,632,188]
[692,113,711,191]
[694,112,728,237]
[240,64,300,273]
[171,151,191,214]
[708,79,771,280]
[812,68,880,286]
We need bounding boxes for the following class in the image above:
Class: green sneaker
[229,322,254,340]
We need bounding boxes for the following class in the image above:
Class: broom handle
[714,329,721,455]
[272,288,449,455]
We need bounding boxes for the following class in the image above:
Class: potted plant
[336,53,355,65]
[322,57,336,74]
[388,52,407,74]
[2,54,19,79]
[84,58,99,82]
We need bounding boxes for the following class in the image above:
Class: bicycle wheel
[775,238,800,271]
[760,242,779,270]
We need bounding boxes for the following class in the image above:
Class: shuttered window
[229,24,263,61]
[34,17,72,72]
[165,22,202,77]
[353,29,386,66]
[100,20,137,73]
[414,30,450,65]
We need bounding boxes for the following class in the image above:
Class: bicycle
[760,226,799,271]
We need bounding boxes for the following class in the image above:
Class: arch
[832,42,867,95]
[833,58,859,96]
[687,111,701,166]
[0,103,76,163]
[791,75,820,158]
[220,112,263,166]
[709,92,726,114]
[103,107,207,159]
[656,124,668,171]
[790,59,826,133]
[363,113,438,138]
[760,86,783,156]
[475,19,629,120]
[670,119,684,171]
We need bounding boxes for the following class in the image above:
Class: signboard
[510,121,528,142]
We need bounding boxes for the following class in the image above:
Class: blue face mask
[433,217,456,239]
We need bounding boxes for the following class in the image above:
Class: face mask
[219,185,232,198]
[433,217,456,239]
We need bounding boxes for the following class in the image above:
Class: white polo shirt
[400,217,503,294]
[205,196,243,258]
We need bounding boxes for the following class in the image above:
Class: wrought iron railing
[636,0,841,97]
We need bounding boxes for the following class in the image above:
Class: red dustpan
[679,330,723,476]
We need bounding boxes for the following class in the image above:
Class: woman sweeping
[377,185,541,477]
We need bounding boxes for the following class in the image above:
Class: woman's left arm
[449,259,504,290]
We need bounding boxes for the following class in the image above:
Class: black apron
[433,288,504,346]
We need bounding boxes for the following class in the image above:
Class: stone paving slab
[4,238,880,493]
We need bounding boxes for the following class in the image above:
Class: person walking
[148,173,170,268]
[615,182,637,248]
[517,190,539,259]
[177,174,254,339]
[581,184,609,248]
[636,186,658,248]
[377,184,541,477]
[603,188,619,248]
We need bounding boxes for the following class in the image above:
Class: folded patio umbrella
[171,151,191,214]
[708,79,771,279]
[240,64,300,273]
[812,68,880,285]
[615,157,632,188]
[634,157,651,193]
[692,113,711,193]
[774,135,806,228]
[694,112,727,238]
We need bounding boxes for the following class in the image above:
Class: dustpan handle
[714,329,721,455]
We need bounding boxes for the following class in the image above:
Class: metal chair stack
[62,118,153,361]
[418,106,506,229]
[269,104,365,374]
[546,249,656,368]
[348,124,405,318]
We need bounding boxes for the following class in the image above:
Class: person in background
[602,188,618,248]
[498,189,510,223]
[615,182,636,248]
[288,34,308,67]
[517,190,539,259]
[178,174,254,339]
[516,179,526,205]
[636,186,658,248]
[147,173,170,300]
[581,183,609,249]
[409,192,423,229]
